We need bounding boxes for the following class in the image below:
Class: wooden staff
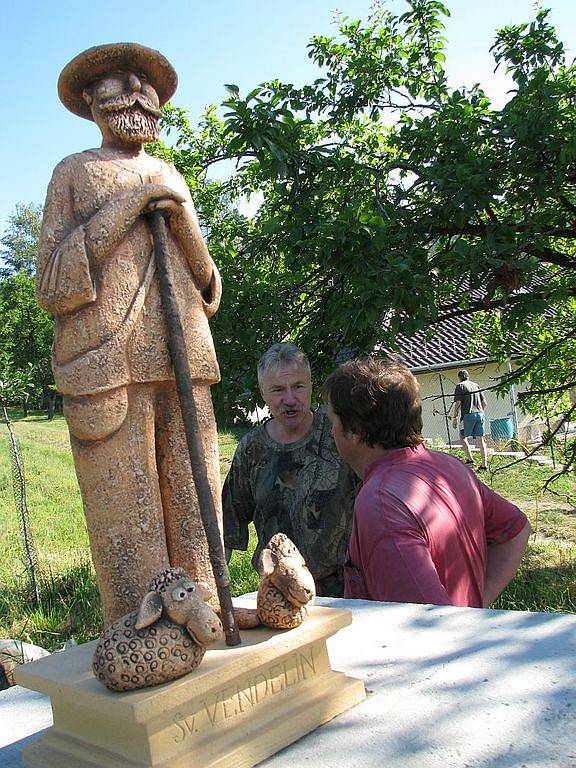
[148,210,241,647]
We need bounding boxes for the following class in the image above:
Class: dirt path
[519,500,575,512]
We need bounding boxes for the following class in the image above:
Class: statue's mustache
[100,93,162,118]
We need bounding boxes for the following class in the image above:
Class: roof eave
[409,356,495,374]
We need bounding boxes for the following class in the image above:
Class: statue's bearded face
[87,72,162,144]
[100,91,161,142]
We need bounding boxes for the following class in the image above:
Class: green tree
[152,107,319,423]
[0,202,43,278]
[0,204,55,416]
[0,353,36,412]
[157,2,576,455]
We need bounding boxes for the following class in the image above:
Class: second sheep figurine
[256,533,316,629]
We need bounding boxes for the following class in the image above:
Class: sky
[2,0,576,233]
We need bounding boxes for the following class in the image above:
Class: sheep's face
[272,556,316,607]
[162,578,223,646]
[261,549,316,608]
[163,578,205,624]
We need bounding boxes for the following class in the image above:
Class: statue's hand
[145,198,183,219]
[84,185,187,264]
[139,184,186,213]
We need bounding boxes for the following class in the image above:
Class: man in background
[324,357,530,607]
[452,369,488,470]
[223,343,357,596]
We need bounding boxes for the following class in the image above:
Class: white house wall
[415,362,530,446]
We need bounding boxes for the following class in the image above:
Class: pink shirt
[344,444,527,607]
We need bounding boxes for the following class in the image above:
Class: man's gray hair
[458,369,469,381]
[257,343,311,386]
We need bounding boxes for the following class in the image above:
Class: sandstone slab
[14,605,365,768]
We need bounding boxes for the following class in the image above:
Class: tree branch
[435,290,547,322]
[492,402,576,485]
[517,382,576,398]
[525,245,576,270]
[498,326,576,386]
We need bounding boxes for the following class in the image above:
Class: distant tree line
[0,203,56,418]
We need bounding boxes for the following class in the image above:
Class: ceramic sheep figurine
[255,533,316,630]
[92,568,223,692]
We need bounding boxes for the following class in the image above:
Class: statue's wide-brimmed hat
[58,43,178,121]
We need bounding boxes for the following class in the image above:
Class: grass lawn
[0,411,574,650]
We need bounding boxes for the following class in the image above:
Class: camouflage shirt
[222,408,357,595]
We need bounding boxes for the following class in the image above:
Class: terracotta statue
[37,44,223,624]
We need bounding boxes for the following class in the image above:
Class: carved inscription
[172,645,317,742]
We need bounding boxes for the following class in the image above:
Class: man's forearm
[483,521,531,607]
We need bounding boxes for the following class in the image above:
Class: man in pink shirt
[324,358,530,608]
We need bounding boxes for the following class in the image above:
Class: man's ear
[82,88,93,107]
[349,430,363,446]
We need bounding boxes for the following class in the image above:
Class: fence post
[438,374,452,449]
[506,360,520,439]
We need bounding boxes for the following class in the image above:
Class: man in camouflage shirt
[223,344,357,596]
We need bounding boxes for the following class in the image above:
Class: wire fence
[3,408,41,604]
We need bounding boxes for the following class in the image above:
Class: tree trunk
[22,393,29,418]
[46,391,55,420]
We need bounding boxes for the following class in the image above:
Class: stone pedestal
[14,605,365,768]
